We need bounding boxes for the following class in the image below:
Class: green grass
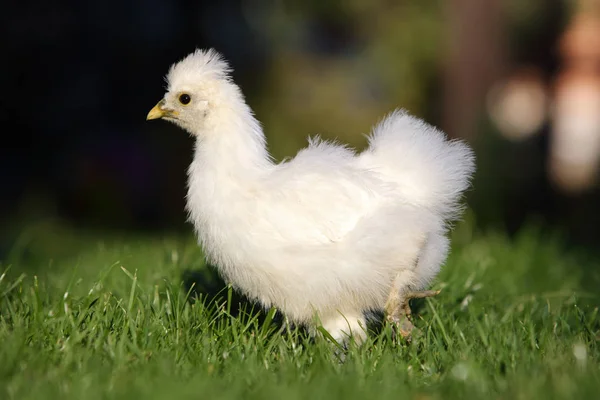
[1,221,599,399]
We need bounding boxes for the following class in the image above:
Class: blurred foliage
[247,0,444,156]
[2,0,599,253]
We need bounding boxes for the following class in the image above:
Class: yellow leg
[385,283,440,339]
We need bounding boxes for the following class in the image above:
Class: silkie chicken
[147,49,475,344]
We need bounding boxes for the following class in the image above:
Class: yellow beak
[147,100,177,120]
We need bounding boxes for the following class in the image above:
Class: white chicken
[147,49,475,344]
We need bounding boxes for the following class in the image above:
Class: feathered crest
[166,48,232,88]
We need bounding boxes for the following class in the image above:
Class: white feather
[152,49,476,343]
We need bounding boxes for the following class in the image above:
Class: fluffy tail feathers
[361,109,476,221]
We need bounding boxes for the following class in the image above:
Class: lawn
[1,220,599,399]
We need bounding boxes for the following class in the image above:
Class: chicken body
[148,49,475,343]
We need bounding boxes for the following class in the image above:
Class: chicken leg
[385,271,440,339]
[321,311,367,346]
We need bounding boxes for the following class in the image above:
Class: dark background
[2,0,600,257]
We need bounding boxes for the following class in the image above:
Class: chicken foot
[385,275,440,340]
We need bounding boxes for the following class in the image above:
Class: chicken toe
[385,289,440,340]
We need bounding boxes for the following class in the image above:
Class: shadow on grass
[181,264,285,327]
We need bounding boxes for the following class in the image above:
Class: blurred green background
[2,0,600,255]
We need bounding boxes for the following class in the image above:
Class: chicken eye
[179,93,191,105]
